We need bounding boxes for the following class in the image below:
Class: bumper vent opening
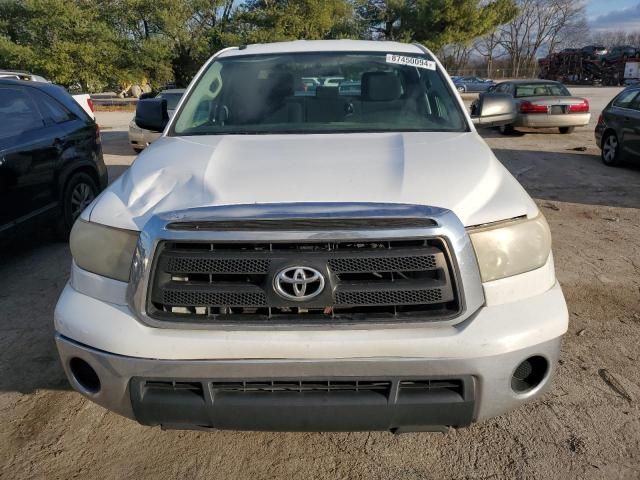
[511,356,548,393]
[131,377,475,432]
[210,380,392,394]
[69,357,101,394]
[399,379,464,394]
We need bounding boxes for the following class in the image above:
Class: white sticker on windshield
[386,54,436,71]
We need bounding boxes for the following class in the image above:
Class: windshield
[172,51,467,135]
[157,92,183,111]
[514,83,571,98]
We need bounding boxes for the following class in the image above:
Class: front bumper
[55,276,567,431]
[515,112,590,128]
[56,334,561,432]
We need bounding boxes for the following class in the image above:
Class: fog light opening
[511,356,548,394]
[69,357,101,394]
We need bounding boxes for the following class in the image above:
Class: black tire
[457,85,466,93]
[601,132,621,167]
[133,147,143,153]
[559,127,574,134]
[56,172,98,239]
[498,124,515,135]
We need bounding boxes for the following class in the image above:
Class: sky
[587,0,640,31]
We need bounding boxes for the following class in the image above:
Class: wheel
[559,127,574,134]
[56,172,98,238]
[498,124,515,135]
[133,147,143,153]
[601,132,621,167]
[457,86,465,93]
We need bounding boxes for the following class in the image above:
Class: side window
[628,92,640,111]
[613,90,639,108]
[29,89,75,124]
[0,86,44,139]
[495,83,510,94]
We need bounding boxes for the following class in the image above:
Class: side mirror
[135,98,168,132]
[471,92,516,128]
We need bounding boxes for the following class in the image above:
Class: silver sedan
[129,89,185,152]
[486,80,590,135]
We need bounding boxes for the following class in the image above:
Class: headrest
[361,72,402,101]
[264,71,294,100]
[315,86,339,98]
[533,87,547,95]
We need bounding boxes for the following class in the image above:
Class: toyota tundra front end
[54,40,568,432]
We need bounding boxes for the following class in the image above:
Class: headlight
[70,220,139,282]
[468,214,551,282]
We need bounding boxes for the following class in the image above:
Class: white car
[55,40,568,432]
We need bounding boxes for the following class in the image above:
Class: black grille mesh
[166,257,270,274]
[162,289,267,307]
[335,288,443,306]
[328,255,437,273]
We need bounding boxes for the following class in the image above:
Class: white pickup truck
[55,40,568,432]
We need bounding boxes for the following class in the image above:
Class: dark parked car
[453,76,495,93]
[602,45,639,64]
[0,79,107,239]
[595,86,640,166]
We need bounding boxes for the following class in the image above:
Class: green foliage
[0,0,125,91]
[407,0,518,50]
[356,0,517,49]
[0,0,516,91]
[237,0,359,43]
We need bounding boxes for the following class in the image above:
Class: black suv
[0,79,107,239]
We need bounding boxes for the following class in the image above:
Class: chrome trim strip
[127,202,484,329]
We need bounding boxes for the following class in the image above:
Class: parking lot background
[1,87,639,480]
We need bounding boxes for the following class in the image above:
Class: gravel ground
[1,87,639,480]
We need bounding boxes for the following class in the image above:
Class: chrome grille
[148,238,459,324]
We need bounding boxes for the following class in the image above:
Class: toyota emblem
[273,266,325,301]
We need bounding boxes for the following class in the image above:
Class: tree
[236,0,358,43]
[355,0,407,40]
[499,0,588,77]
[440,42,474,73]
[356,0,517,50]
[474,31,503,78]
[97,0,237,88]
[0,0,125,91]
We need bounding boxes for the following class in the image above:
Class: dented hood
[88,132,538,230]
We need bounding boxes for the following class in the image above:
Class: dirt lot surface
[1,87,639,479]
